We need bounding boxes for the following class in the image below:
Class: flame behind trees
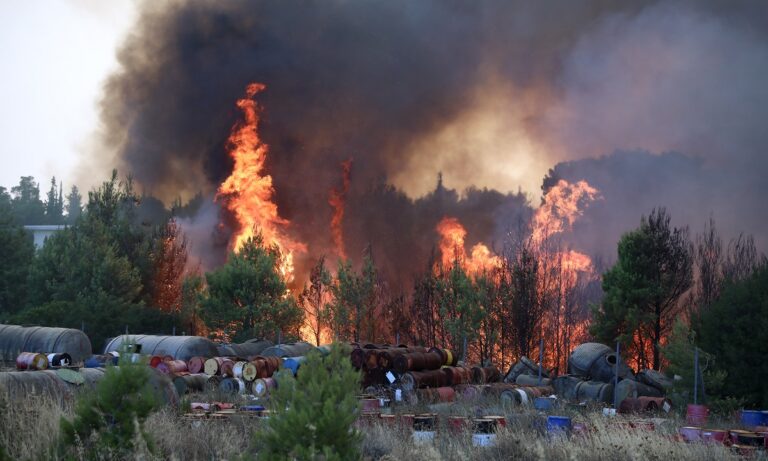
[329,160,353,260]
[217,83,306,283]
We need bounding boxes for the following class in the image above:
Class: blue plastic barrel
[546,416,572,434]
[282,356,306,376]
[534,397,554,411]
[240,405,265,412]
[741,410,764,428]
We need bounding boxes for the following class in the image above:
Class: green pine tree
[254,344,361,461]
[60,341,160,458]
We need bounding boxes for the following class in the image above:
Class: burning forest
[66,0,767,374]
[3,5,768,450]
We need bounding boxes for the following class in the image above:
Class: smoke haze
[93,0,768,282]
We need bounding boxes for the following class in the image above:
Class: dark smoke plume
[96,0,768,284]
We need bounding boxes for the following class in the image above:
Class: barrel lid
[57,368,85,385]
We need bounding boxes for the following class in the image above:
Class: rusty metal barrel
[156,360,188,375]
[400,369,448,391]
[253,377,278,397]
[16,352,49,370]
[443,366,473,386]
[251,356,281,378]
[394,351,443,374]
[187,356,205,374]
[416,386,455,404]
[472,366,501,384]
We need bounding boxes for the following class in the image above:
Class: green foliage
[10,176,45,224]
[0,188,35,317]
[65,185,83,224]
[255,344,361,461]
[15,171,180,348]
[435,264,484,361]
[202,234,302,342]
[44,177,65,224]
[60,341,159,458]
[591,208,693,370]
[695,262,768,408]
[324,253,380,343]
[299,257,332,346]
[660,319,726,409]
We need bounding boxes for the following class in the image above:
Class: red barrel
[187,356,205,374]
[686,404,709,426]
[16,352,49,370]
[350,348,366,369]
[379,414,397,426]
[163,360,188,374]
[447,416,470,433]
[364,349,380,370]
[472,366,501,384]
[149,356,164,368]
[399,414,415,429]
[220,359,235,377]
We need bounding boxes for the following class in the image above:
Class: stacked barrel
[349,343,505,403]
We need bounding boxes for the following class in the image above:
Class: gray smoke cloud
[94,0,768,283]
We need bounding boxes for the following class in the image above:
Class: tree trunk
[653,302,661,370]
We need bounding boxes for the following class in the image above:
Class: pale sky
[0,0,137,192]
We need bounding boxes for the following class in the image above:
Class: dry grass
[0,391,73,460]
[1,390,766,461]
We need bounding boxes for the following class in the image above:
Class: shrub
[60,341,160,458]
[254,343,361,460]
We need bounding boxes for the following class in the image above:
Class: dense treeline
[0,173,766,407]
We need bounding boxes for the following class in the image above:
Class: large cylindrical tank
[103,335,218,362]
[568,343,612,377]
[0,324,92,363]
[0,370,74,400]
[216,339,274,359]
[0,367,177,406]
[574,380,615,404]
[614,378,663,405]
[259,341,316,358]
[552,375,584,401]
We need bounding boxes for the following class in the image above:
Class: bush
[60,341,160,458]
[254,343,361,460]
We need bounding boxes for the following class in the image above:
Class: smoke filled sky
[1,0,767,276]
[0,0,137,190]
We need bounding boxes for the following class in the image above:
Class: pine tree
[255,344,361,460]
[60,341,159,457]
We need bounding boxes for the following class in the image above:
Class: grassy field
[2,388,762,461]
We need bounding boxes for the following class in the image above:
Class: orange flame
[532,179,599,245]
[328,159,353,260]
[217,83,306,282]
[436,216,501,275]
[533,179,600,290]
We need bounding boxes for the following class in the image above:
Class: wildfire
[217,83,306,282]
[328,159,353,260]
[532,179,599,245]
[533,179,600,290]
[436,216,501,275]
